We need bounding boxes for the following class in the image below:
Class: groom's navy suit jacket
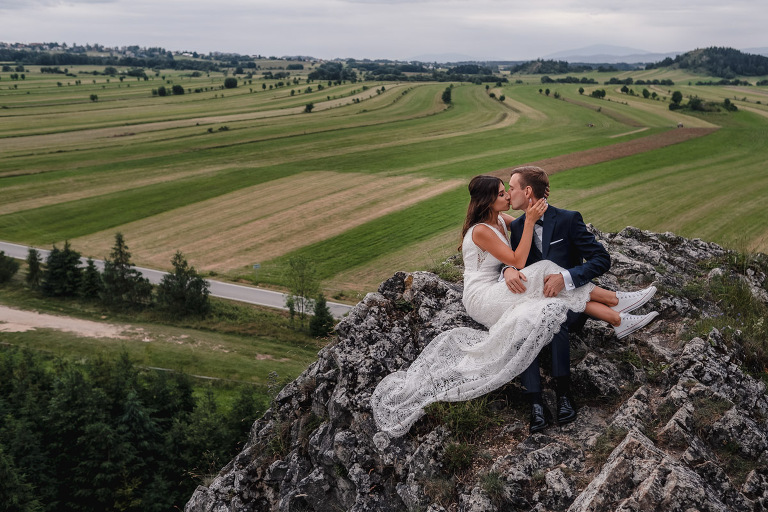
[509,205,610,388]
[508,205,610,288]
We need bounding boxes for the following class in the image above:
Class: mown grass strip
[256,185,468,283]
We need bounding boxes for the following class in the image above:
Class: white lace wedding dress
[371,218,595,437]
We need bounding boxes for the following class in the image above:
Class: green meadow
[2,62,768,301]
[2,59,768,408]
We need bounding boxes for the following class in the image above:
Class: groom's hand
[543,274,565,297]
[504,267,527,293]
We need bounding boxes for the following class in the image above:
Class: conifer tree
[25,248,42,288]
[0,251,20,284]
[157,251,210,317]
[79,258,102,299]
[309,293,335,337]
[41,241,81,296]
[101,233,152,308]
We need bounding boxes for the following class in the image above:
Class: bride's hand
[504,267,527,294]
[525,198,548,223]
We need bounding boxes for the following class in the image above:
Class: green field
[2,62,768,299]
[0,271,324,407]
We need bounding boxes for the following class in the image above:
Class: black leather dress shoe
[556,395,577,425]
[529,403,550,433]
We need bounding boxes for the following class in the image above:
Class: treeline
[695,78,752,86]
[0,346,265,511]
[19,234,210,317]
[344,61,507,83]
[0,49,220,72]
[541,75,598,84]
[509,59,594,75]
[2,234,335,334]
[668,90,738,112]
[308,61,358,82]
[603,77,675,86]
[647,47,768,78]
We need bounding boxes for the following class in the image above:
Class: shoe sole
[615,312,659,339]
[612,287,657,314]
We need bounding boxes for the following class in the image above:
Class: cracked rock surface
[185,227,767,512]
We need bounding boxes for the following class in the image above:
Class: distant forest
[4,45,768,81]
[0,346,264,512]
[0,48,222,72]
[646,47,768,77]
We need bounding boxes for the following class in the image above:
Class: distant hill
[409,52,476,64]
[744,47,768,58]
[647,47,768,77]
[544,44,681,64]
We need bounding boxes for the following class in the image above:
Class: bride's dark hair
[459,175,503,251]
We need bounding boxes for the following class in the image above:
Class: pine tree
[309,293,335,337]
[0,445,43,512]
[24,249,42,288]
[79,258,102,299]
[0,251,20,284]
[156,251,210,317]
[101,233,152,308]
[41,241,81,296]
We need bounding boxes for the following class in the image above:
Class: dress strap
[475,221,509,244]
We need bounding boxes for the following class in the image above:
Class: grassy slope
[2,65,767,297]
[0,272,322,406]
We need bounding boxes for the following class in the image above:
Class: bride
[371,175,659,437]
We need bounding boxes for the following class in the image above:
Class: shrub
[442,86,452,104]
[443,442,473,473]
[101,233,153,309]
[309,293,335,337]
[157,251,210,317]
[41,241,82,297]
[0,250,20,283]
[25,248,42,288]
[79,258,102,299]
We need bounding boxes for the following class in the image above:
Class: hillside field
[2,62,767,299]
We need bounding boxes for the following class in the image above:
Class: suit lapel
[541,207,557,258]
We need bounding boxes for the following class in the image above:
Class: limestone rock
[185,229,768,512]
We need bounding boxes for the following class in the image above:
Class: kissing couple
[372,166,659,437]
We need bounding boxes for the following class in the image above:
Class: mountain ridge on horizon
[408,44,768,65]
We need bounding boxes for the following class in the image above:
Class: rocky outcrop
[185,227,768,512]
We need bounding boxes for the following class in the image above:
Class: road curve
[0,241,353,319]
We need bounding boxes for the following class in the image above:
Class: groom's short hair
[510,166,549,200]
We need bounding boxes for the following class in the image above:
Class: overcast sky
[1,0,766,61]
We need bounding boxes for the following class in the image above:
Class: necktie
[534,219,543,252]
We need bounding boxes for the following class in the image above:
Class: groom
[503,166,652,433]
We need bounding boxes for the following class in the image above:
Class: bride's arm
[472,199,547,268]
[472,224,533,269]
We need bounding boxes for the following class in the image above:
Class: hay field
[2,62,767,298]
[70,171,464,271]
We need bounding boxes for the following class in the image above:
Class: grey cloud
[0,0,116,9]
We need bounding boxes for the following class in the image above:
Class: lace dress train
[371,221,594,437]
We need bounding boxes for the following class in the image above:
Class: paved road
[0,241,353,318]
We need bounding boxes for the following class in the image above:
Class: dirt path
[0,305,129,339]
[492,127,718,177]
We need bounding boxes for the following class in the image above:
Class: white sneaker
[613,311,659,339]
[612,286,657,314]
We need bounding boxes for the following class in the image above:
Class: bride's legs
[588,286,618,308]
[585,301,621,326]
